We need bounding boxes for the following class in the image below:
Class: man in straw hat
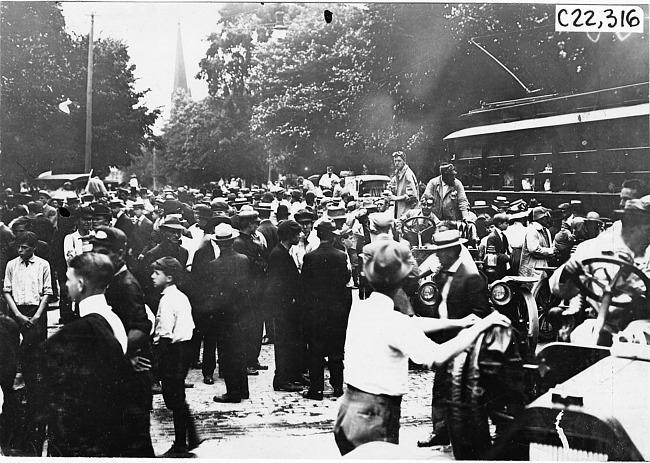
[205,223,251,403]
[550,195,650,346]
[333,239,508,455]
[417,229,491,448]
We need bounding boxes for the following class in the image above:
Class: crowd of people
[0,157,648,457]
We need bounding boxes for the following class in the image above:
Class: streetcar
[444,82,649,218]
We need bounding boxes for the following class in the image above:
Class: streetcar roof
[444,103,649,141]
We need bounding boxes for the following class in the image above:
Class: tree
[0,2,160,188]
[1,2,76,184]
[159,96,265,185]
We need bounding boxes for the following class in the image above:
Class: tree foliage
[168,2,647,186]
[0,2,159,186]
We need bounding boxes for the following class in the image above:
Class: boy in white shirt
[151,257,201,457]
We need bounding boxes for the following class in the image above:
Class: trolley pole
[84,13,94,173]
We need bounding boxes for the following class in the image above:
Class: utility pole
[152,146,157,191]
[0,1,4,188]
[84,13,94,173]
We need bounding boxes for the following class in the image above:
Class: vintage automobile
[446,253,650,461]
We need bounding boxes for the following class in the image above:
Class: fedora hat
[212,223,239,242]
[430,230,467,251]
[363,240,413,286]
[531,206,550,221]
[294,208,317,223]
[160,216,186,231]
[315,217,339,236]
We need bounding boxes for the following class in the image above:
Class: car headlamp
[490,282,512,306]
[419,282,439,307]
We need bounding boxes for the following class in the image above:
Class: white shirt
[438,256,463,319]
[63,230,90,264]
[344,292,441,396]
[503,222,527,249]
[290,232,320,271]
[319,172,340,189]
[78,294,128,354]
[153,284,195,344]
[3,255,53,306]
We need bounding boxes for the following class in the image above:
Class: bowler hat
[430,230,467,251]
[363,240,413,286]
[276,205,290,220]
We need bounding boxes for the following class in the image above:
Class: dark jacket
[302,242,350,324]
[204,248,250,322]
[264,244,301,317]
[485,229,510,281]
[40,313,134,457]
[432,260,490,320]
[105,266,152,352]
[233,232,267,301]
[114,213,134,239]
[129,216,153,257]
[257,220,278,259]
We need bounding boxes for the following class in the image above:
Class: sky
[60,2,228,134]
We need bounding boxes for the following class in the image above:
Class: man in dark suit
[189,213,230,384]
[129,200,153,260]
[88,227,154,457]
[138,216,189,313]
[264,220,303,393]
[302,218,352,400]
[233,210,268,375]
[484,213,511,283]
[418,230,490,448]
[110,199,134,240]
[208,224,251,403]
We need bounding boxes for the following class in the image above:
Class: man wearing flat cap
[386,151,419,221]
[138,216,189,312]
[233,209,269,374]
[89,227,155,455]
[302,218,352,400]
[550,195,650,346]
[334,239,508,455]
[519,206,557,282]
[423,163,470,222]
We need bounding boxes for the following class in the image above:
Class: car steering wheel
[572,256,650,308]
[401,216,436,247]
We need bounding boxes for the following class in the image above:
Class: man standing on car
[386,151,419,220]
[424,163,470,222]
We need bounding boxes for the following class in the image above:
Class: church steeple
[172,22,190,101]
